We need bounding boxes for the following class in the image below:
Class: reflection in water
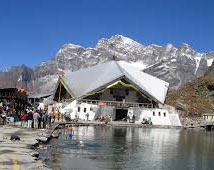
[40,126,214,170]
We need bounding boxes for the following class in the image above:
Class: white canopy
[59,60,169,104]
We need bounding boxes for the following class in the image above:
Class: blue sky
[0,0,213,70]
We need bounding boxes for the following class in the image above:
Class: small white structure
[61,101,97,121]
[138,108,181,126]
[53,60,182,126]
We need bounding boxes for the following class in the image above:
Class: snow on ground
[207,58,214,67]
[66,44,83,49]
[130,61,148,70]
[194,54,202,74]
[181,53,194,60]
[171,59,177,62]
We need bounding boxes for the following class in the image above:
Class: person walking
[33,110,40,129]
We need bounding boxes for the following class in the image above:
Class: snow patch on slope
[207,59,214,67]
[130,61,147,70]
[194,54,203,74]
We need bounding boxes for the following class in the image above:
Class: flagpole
[58,79,62,102]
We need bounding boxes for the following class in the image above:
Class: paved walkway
[0,126,49,170]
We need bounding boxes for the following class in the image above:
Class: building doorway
[115,109,128,121]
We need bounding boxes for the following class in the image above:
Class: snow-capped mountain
[52,35,212,89]
[0,35,213,94]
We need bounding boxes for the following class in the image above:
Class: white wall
[61,101,181,126]
[62,101,98,121]
[61,100,77,119]
[77,103,97,120]
[137,108,181,126]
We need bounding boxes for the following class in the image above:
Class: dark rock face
[0,35,213,94]
[0,65,34,90]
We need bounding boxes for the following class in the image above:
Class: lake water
[40,126,214,170]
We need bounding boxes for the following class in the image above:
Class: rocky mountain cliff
[0,35,213,94]
[166,61,214,117]
[0,65,34,90]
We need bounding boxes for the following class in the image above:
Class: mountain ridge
[0,34,213,94]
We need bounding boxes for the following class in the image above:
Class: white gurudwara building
[53,60,181,126]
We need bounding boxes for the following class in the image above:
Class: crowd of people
[141,117,152,125]
[19,108,50,129]
[19,107,68,129]
[0,103,67,128]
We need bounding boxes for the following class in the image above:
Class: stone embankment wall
[180,116,203,128]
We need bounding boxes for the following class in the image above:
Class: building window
[159,112,161,116]
[153,111,155,116]
[84,108,87,113]
[164,112,166,117]
[110,89,113,94]
[78,107,81,112]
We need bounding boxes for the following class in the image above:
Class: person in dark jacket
[38,110,43,129]
[27,110,33,128]
[42,111,48,129]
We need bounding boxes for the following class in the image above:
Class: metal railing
[77,99,153,108]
